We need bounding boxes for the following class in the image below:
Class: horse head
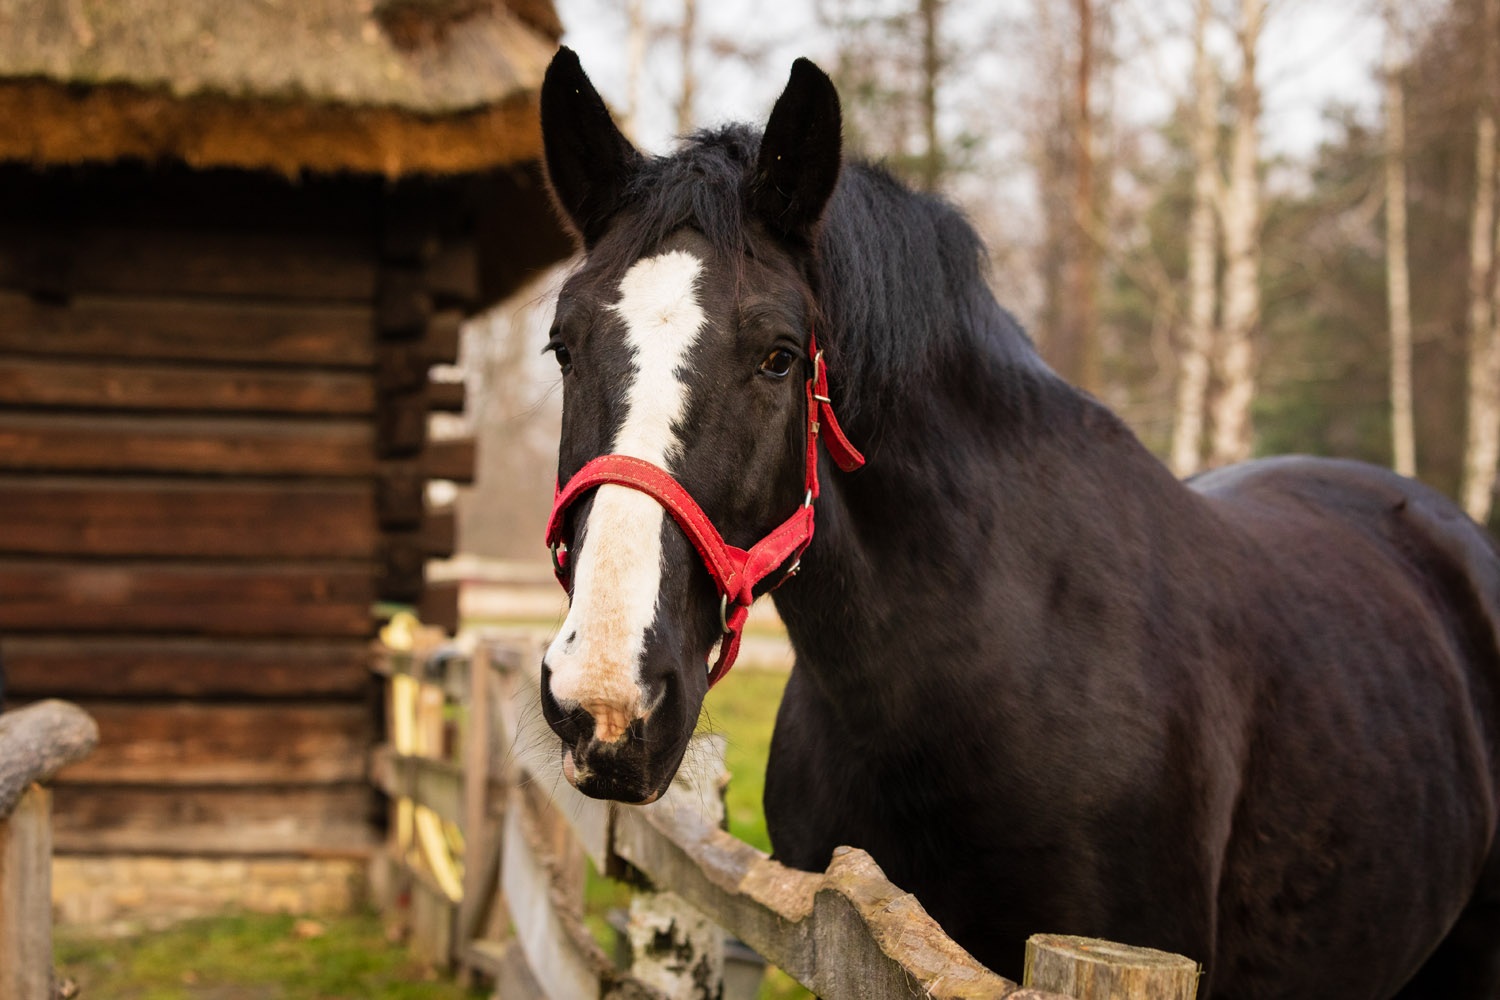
[536,48,852,803]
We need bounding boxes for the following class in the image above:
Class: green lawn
[55,912,478,1000]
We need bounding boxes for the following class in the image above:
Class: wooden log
[1023,936,1200,1000]
[377,463,427,527]
[0,224,378,302]
[0,357,374,414]
[425,310,464,366]
[378,387,430,457]
[0,478,379,559]
[2,635,372,699]
[421,507,458,558]
[428,381,467,413]
[0,560,376,636]
[426,437,477,484]
[418,580,462,637]
[0,786,53,1000]
[50,784,378,856]
[377,268,433,338]
[0,414,375,477]
[424,242,480,309]
[0,701,98,818]
[0,291,374,367]
[53,701,371,786]
[379,538,428,603]
[609,803,1027,999]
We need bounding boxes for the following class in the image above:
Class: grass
[54,912,479,1000]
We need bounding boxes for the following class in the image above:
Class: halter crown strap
[546,330,863,687]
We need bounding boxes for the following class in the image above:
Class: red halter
[545,330,864,688]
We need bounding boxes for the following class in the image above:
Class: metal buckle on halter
[550,541,568,578]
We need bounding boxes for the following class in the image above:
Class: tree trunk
[677,0,696,135]
[1069,0,1101,395]
[1462,0,1500,523]
[1385,0,1417,478]
[919,0,942,192]
[1170,0,1220,478]
[623,0,646,139]
[1208,0,1264,468]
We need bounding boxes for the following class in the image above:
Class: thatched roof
[0,0,562,176]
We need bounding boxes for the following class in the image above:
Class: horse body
[535,49,1500,997]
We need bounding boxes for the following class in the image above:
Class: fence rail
[370,633,1199,1000]
[0,699,98,1000]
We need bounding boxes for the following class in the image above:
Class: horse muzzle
[538,662,684,804]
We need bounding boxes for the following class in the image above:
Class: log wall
[0,163,478,864]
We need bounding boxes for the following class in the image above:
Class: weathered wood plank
[0,786,52,1000]
[0,478,378,558]
[1024,936,1200,1000]
[610,804,1029,999]
[0,701,98,818]
[0,357,374,415]
[369,746,465,827]
[0,225,378,301]
[51,701,372,785]
[50,784,378,856]
[0,292,374,367]
[1,636,372,698]
[0,560,376,636]
[502,787,608,1000]
[0,413,374,476]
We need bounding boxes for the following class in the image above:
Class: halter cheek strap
[545,330,864,688]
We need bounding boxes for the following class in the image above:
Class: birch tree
[1461,0,1500,522]
[1385,0,1417,478]
[1170,0,1220,477]
[677,0,697,134]
[1070,0,1102,394]
[1208,0,1264,468]
[621,0,646,138]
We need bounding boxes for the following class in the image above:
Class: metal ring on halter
[719,594,733,634]
[550,541,568,577]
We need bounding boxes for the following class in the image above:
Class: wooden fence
[0,699,98,1000]
[370,634,1200,1000]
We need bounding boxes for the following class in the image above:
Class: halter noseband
[544,329,864,688]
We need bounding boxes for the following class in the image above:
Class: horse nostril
[539,661,589,744]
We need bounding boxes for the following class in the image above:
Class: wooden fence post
[0,700,98,1000]
[1024,935,1200,1000]
[623,736,729,1000]
[0,786,53,1000]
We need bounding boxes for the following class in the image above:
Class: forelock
[610,125,763,264]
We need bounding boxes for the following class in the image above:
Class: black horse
[534,48,1500,999]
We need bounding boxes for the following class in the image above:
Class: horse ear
[751,58,843,244]
[541,47,641,248]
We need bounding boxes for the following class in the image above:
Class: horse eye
[759,348,796,379]
[545,341,573,374]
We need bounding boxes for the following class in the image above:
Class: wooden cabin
[0,0,570,921]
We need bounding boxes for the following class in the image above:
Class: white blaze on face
[545,250,706,743]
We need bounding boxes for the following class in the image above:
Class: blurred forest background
[454,0,1500,557]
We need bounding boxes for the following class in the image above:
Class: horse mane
[603,123,1048,422]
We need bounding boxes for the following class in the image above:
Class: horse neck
[773,350,1200,732]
